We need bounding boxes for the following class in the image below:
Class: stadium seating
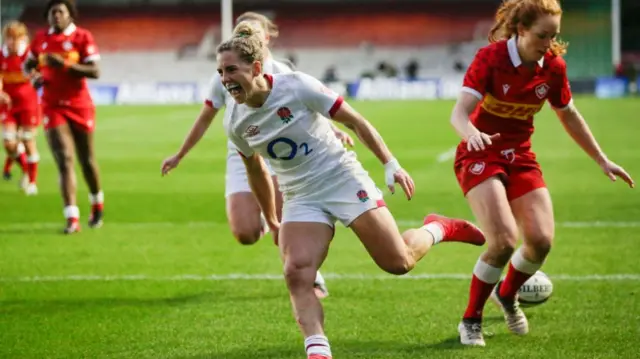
[19,3,493,83]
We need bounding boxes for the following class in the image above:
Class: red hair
[2,21,28,41]
[489,0,567,56]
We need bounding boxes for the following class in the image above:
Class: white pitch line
[1,273,639,283]
[2,220,640,231]
[436,146,458,163]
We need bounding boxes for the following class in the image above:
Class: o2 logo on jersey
[267,137,312,160]
[277,107,294,124]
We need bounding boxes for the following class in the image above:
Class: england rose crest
[356,190,369,203]
[277,107,294,124]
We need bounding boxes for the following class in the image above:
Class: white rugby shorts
[281,171,385,227]
[225,150,275,197]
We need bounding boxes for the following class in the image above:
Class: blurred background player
[2,141,26,182]
[450,0,635,347]
[215,24,486,359]
[24,0,104,233]
[0,21,40,195]
[161,12,354,299]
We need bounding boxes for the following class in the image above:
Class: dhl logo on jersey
[38,51,80,67]
[481,94,544,121]
[1,71,28,84]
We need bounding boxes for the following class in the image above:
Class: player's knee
[283,257,315,290]
[378,255,414,275]
[525,230,554,258]
[229,216,262,245]
[55,151,74,173]
[231,227,261,245]
[487,227,518,262]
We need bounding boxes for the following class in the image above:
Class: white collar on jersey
[2,41,27,57]
[507,36,544,68]
[48,23,76,36]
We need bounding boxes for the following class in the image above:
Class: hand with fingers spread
[466,132,501,152]
[384,158,415,200]
[598,157,635,188]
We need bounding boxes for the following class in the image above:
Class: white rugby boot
[490,281,529,335]
[458,318,486,346]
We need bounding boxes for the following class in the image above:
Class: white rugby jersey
[224,72,363,195]
[205,58,293,151]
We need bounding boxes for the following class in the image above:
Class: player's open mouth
[226,83,242,96]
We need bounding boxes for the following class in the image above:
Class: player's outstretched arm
[161,105,218,176]
[554,104,634,188]
[176,105,218,159]
[241,153,280,231]
[331,102,414,198]
[451,92,500,151]
[331,102,392,164]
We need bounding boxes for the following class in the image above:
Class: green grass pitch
[1,97,639,358]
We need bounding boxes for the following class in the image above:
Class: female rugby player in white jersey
[161,13,352,299]
[213,23,487,359]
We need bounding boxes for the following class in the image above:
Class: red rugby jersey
[28,23,100,108]
[0,44,38,112]
[461,36,572,148]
